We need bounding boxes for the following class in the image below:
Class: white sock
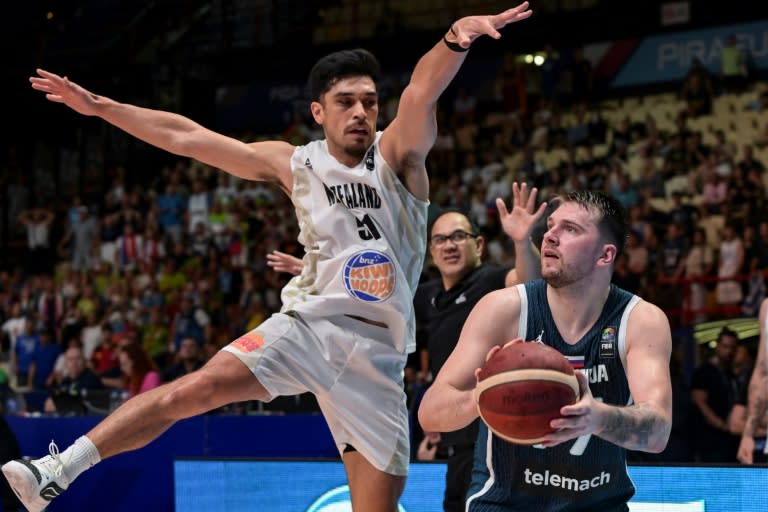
[60,436,101,484]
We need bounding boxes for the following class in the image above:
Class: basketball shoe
[2,441,70,512]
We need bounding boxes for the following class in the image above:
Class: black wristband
[443,25,469,53]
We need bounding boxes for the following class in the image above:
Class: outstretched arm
[738,298,768,464]
[543,301,673,453]
[380,3,532,200]
[30,70,294,192]
[497,182,546,286]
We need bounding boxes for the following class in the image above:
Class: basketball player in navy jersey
[4,4,534,512]
[737,297,768,464]
[419,190,673,511]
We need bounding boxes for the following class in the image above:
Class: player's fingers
[30,81,50,92]
[493,2,532,28]
[484,344,503,362]
[515,182,527,205]
[574,371,590,397]
[501,338,523,349]
[495,197,509,217]
[35,68,60,80]
[526,186,538,211]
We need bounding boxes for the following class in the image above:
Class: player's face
[541,203,606,288]
[429,213,482,285]
[312,76,378,164]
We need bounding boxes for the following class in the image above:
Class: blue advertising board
[612,20,768,87]
[175,459,768,512]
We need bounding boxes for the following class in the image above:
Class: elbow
[646,439,668,454]
[417,401,435,432]
[400,85,436,112]
[174,137,198,159]
[417,390,443,433]
[647,419,673,454]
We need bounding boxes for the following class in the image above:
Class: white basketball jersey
[280,132,428,354]
[764,311,768,454]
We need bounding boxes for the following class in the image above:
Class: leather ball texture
[476,341,579,445]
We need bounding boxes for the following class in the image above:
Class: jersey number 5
[356,214,381,240]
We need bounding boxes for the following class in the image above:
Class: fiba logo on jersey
[343,250,396,302]
[306,485,407,512]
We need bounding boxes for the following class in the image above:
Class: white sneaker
[2,441,70,512]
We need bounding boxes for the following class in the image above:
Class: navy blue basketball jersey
[467,279,641,512]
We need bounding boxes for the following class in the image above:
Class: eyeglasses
[429,229,478,247]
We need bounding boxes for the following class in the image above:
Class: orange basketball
[476,341,579,445]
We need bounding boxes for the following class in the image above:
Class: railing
[655,273,756,326]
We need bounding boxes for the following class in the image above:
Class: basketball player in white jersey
[737,297,768,464]
[3,4,534,511]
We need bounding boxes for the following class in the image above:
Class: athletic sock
[60,435,102,483]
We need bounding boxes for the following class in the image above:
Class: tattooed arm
[738,298,768,464]
[602,301,672,452]
[543,300,673,452]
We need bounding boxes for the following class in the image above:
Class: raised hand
[450,2,533,49]
[29,69,99,116]
[266,250,303,276]
[496,182,547,244]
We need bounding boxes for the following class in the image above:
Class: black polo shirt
[414,263,510,445]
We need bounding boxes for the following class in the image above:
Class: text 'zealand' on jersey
[324,183,382,209]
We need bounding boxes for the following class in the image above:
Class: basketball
[475,341,580,445]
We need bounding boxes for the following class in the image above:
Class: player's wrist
[443,24,469,53]
[511,236,532,246]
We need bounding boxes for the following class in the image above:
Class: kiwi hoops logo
[306,485,407,512]
[342,250,396,302]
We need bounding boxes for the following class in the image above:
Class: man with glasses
[414,182,545,512]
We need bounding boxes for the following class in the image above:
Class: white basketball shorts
[221,311,410,476]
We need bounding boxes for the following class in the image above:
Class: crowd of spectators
[1,45,767,464]
[1,158,299,415]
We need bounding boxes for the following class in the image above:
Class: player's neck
[546,281,611,344]
[326,141,366,168]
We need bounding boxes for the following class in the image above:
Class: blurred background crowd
[0,0,767,479]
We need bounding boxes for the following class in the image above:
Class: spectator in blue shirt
[29,330,61,390]
[156,183,185,243]
[11,320,40,388]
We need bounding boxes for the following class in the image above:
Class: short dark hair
[308,48,381,102]
[428,208,480,237]
[551,190,629,257]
